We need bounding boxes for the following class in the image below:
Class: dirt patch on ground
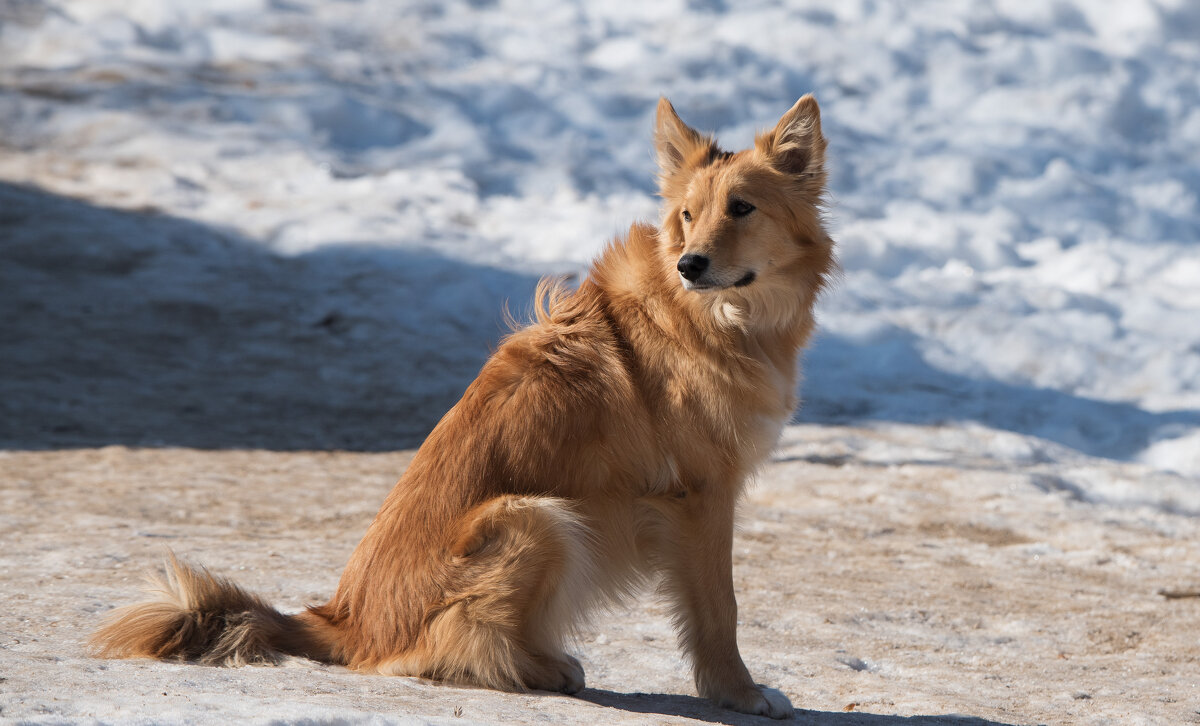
[1,424,1198,725]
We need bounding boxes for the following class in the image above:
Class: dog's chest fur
[582,224,808,494]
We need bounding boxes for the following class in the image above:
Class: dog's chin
[680,270,757,292]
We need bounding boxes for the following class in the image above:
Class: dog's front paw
[705,683,794,719]
[755,686,795,719]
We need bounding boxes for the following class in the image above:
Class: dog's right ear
[757,94,826,178]
[655,98,709,182]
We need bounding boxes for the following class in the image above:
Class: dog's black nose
[677,254,709,281]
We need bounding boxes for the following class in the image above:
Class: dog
[91,96,834,719]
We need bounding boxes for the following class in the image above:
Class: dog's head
[655,97,833,326]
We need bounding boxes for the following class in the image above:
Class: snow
[2,0,1197,481]
[0,0,1198,654]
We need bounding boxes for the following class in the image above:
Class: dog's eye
[730,200,755,217]
[682,210,692,223]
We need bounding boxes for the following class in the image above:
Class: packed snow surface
[2,0,1198,493]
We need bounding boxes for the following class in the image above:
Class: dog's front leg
[656,488,794,719]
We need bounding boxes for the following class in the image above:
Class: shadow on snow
[577,688,1016,726]
[0,181,536,451]
[2,181,1195,459]
[799,331,1200,462]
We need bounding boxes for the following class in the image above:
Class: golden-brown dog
[92,96,834,719]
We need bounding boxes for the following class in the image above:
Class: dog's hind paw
[524,653,585,695]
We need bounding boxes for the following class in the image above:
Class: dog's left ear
[757,94,826,177]
[655,98,710,181]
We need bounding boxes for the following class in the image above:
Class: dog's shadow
[575,688,1015,725]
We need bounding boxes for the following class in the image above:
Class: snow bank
[0,0,1197,486]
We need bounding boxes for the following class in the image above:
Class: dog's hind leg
[380,495,592,693]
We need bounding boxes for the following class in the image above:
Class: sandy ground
[1,423,1198,726]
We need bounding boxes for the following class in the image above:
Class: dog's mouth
[681,270,757,291]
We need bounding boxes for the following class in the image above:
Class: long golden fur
[92,96,834,719]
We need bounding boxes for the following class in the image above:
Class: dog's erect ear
[655,98,709,179]
[757,94,825,176]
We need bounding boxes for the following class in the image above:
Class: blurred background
[0,0,1197,485]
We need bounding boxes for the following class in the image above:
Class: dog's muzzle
[677,254,709,282]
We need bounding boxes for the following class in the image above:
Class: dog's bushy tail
[90,553,336,666]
